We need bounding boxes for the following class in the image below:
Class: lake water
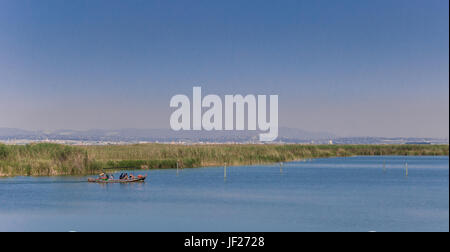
[0,156,448,232]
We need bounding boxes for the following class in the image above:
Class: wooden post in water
[224,162,227,181]
[405,162,408,177]
[176,161,179,176]
[383,160,386,173]
[280,162,283,174]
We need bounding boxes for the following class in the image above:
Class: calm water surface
[0,156,448,231]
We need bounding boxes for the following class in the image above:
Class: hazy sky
[0,0,448,138]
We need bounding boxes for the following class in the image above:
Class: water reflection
[0,156,448,231]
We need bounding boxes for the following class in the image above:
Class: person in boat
[109,174,114,180]
[98,173,107,180]
[120,173,128,180]
[129,174,135,180]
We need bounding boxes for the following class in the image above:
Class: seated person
[98,173,107,180]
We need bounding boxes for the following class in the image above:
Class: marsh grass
[0,143,448,176]
[0,143,88,176]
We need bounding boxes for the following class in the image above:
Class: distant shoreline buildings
[0,137,447,146]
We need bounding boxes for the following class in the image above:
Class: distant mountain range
[0,127,334,143]
[0,127,447,144]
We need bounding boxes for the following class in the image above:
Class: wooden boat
[88,175,147,183]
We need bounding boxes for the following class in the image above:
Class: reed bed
[0,143,448,176]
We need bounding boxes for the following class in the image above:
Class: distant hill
[0,127,447,144]
[0,127,335,143]
[0,128,34,136]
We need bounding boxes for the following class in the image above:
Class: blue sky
[0,0,448,137]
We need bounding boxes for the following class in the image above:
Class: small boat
[88,175,147,183]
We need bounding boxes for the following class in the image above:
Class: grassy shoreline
[0,143,448,177]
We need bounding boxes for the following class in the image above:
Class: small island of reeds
[0,143,448,177]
